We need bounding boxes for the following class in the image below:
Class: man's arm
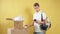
[28,21,34,28]
[41,12,47,25]
[27,19,47,28]
[24,20,34,29]
[42,19,47,25]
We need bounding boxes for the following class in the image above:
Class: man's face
[34,6,39,11]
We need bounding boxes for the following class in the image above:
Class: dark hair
[34,3,39,7]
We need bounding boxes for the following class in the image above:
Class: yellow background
[0,0,60,34]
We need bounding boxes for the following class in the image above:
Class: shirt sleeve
[33,13,36,20]
[42,12,47,20]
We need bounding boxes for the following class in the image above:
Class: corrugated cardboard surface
[8,21,29,34]
[14,21,23,29]
[11,29,29,34]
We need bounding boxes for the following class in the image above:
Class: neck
[36,9,40,12]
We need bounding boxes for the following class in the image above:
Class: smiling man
[25,3,51,34]
[32,3,51,34]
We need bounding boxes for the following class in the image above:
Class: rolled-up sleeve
[42,12,46,20]
[33,13,37,20]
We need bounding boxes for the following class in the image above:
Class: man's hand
[36,19,47,24]
[24,24,34,29]
[24,25,28,29]
[35,20,43,24]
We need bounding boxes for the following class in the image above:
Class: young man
[33,3,47,34]
[25,3,51,34]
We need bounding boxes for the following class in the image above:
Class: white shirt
[33,10,47,32]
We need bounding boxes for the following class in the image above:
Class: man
[25,3,51,34]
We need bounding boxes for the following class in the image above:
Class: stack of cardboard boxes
[7,16,29,34]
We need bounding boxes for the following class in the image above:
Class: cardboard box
[13,16,24,29]
[12,29,29,34]
[8,28,29,34]
[14,21,23,29]
[7,16,29,34]
[6,16,24,29]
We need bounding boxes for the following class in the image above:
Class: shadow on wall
[24,7,34,34]
[24,7,33,24]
